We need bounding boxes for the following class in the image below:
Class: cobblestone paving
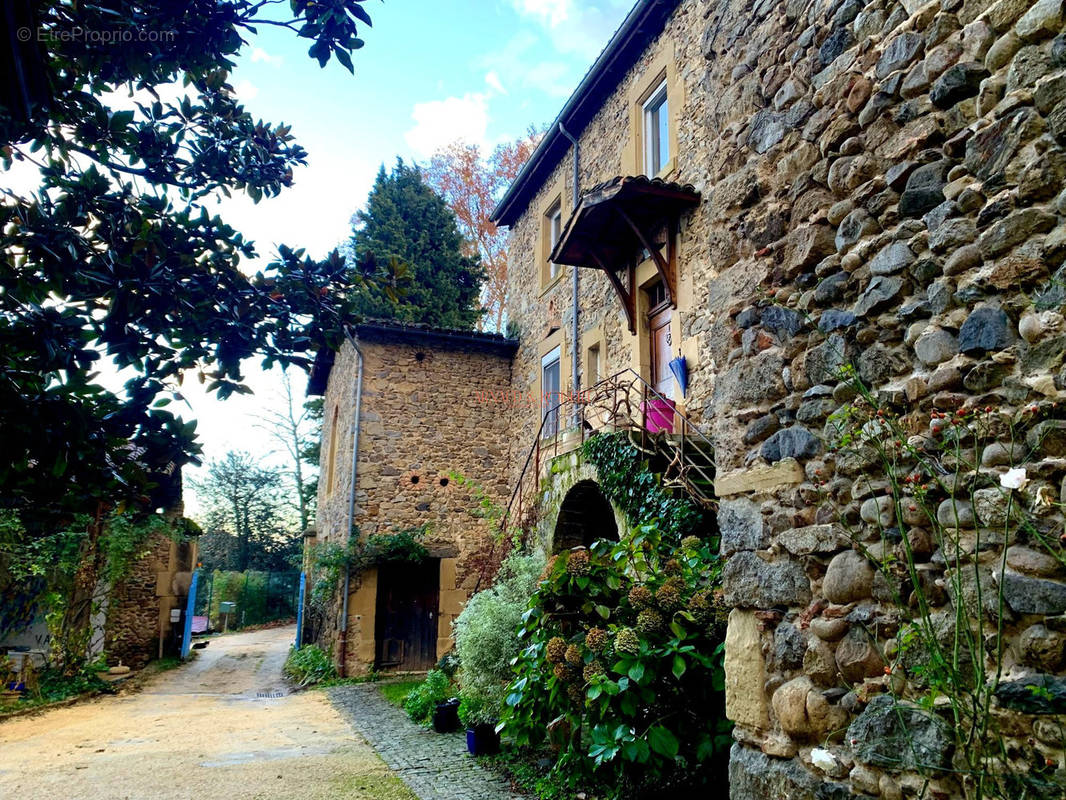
[330,684,524,800]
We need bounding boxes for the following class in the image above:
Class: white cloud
[513,0,571,26]
[233,79,260,102]
[511,0,632,60]
[524,61,574,98]
[404,93,491,158]
[485,70,507,95]
[251,47,283,67]
[478,33,576,99]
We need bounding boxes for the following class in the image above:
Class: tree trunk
[57,503,107,673]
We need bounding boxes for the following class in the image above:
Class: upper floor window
[326,405,339,494]
[643,81,669,176]
[542,346,561,438]
[547,200,562,281]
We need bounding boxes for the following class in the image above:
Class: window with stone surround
[642,80,669,176]
[542,346,561,438]
[540,195,564,289]
[625,43,680,179]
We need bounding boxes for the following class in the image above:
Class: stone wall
[314,330,517,673]
[501,0,1066,794]
[105,528,196,668]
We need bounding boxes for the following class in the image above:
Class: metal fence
[193,570,300,631]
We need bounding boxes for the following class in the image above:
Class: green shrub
[454,549,545,722]
[458,692,497,728]
[283,644,336,687]
[402,668,453,724]
[502,527,729,798]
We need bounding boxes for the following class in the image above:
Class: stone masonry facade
[496,0,1066,796]
[105,523,197,669]
[313,324,517,675]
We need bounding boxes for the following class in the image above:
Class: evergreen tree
[349,160,485,329]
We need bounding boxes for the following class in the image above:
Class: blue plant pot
[466,724,500,756]
[432,699,460,733]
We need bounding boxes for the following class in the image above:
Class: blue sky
[180,0,634,515]
[217,0,634,268]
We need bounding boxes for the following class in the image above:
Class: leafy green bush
[283,644,336,687]
[502,527,730,798]
[402,668,454,724]
[454,549,545,722]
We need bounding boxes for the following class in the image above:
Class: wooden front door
[375,559,439,671]
[649,303,673,397]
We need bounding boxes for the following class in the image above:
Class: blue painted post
[294,572,306,650]
[181,570,200,661]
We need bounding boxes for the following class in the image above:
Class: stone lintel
[715,459,805,497]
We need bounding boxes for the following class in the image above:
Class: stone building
[308,321,518,675]
[1,506,197,672]
[485,0,1066,796]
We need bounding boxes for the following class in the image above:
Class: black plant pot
[432,698,460,733]
[466,724,500,756]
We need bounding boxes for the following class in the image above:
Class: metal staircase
[499,368,717,539]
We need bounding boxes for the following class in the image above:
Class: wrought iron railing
[499,367,716,539]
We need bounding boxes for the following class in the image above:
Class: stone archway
[552,479,619,552]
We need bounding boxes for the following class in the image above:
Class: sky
[175,0,635,516]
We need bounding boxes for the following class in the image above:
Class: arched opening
[552,480,619,553]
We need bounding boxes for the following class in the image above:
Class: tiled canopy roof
[549,175,700,269]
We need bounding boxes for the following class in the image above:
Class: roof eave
[489,0,681,228]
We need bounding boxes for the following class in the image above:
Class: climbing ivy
[581,432,712,540]
[306,527,430,617]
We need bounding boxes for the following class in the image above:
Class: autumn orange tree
[425,134,539,331]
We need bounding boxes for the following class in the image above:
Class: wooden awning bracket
[590,249,636,333]
[615,207,676,307]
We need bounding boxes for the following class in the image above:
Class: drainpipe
[338,333,364,678]
[559,122,580,427]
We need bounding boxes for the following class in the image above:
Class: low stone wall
[106,532,194,668]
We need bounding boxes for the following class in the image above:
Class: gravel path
[0,626,414,800]
[329,683,523,800]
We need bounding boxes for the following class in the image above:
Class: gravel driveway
[0,626,414,800]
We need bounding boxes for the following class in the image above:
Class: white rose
[1000,468,1027,491]
[811,748,838,772]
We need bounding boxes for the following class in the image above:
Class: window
[586,343,601,387]
[547,200,562,281]
[643,81,669,176]
[646,279,668,312]
[541,346,561,438]
[326,406,339,493]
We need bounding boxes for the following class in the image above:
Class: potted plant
[459,693,500,756]
[432,696,460,733]
[403,669,460,732]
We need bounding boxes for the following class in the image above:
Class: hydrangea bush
[501,523,730,797]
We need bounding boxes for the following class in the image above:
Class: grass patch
[379,680,421,709]
[328,771,417,799]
